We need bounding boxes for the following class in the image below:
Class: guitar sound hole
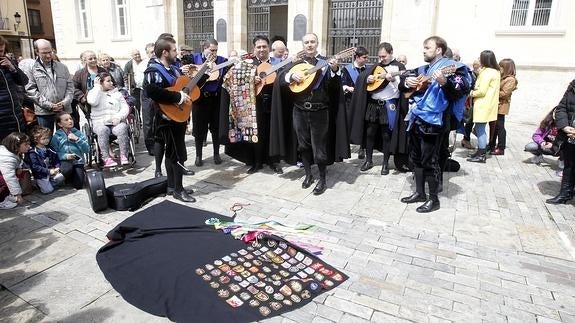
[259,72,267,78]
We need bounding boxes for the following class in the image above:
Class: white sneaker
[531,155,544,165]
[0,199,17,209]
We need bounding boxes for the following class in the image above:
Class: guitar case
[107,176,168,211]
[85,170,108,212]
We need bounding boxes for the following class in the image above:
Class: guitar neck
[212,60,235,71]
[184,64,210,93]
[263,57,295,77]
[305,59,329,76]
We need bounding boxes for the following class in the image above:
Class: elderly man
[25,39,74,131]
[271,40,287,61]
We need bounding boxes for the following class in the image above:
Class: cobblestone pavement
[1,108,575,323]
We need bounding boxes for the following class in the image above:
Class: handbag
[22,106,37,125]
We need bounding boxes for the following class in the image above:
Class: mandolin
[288,47,356,93]
[255,50,305,95]
[158,57,241,122]
[403,64,457,98]
[366,65,407,92]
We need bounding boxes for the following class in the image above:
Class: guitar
[158,57,240,122]
[255,50,306,95]
[403,64,457,98]
[288,47,356,93]
[366,65,407,92]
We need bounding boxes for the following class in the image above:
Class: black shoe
[360,160,373,171]
[302,175,314,189]
[546,195,573,204]
[467,154,486,163]
[173,190,196,203]
[401,192,427,204]
[247,164,262,174]
[183,168,195,176]
[380,163,389,175]
[195,157,203,167]
[358,149,365,160]
[416,198,440,213]
[313,180,326,195]
[271,164,283,174]
[155,171,163,178]
[147,151,155,156]
[213,154,222,165]
[167,187,194,195]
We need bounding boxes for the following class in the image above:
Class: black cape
[349,63,410,156]
[269,62,350,165]
[96,201,348,323]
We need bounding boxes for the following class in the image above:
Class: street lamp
[14,12,21,32]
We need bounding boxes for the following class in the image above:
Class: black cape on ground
[96,201,348,323]
[269,62,350,165]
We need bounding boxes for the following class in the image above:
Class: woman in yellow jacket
[467,50,500,163]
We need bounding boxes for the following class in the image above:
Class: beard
[423,55,433,63]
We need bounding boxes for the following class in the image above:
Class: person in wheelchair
[87,72,130,167]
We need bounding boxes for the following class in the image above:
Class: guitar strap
[312,58,329,90]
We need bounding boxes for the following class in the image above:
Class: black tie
[358,67,365,73]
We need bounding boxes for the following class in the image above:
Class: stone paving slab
[2,111,575,323]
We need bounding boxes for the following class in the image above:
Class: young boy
[27,126,65,194]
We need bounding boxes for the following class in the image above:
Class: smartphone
[72,154,81,160]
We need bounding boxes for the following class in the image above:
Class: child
[525,108,559,164]
[0,132,31,209]
[489,58,518,155]
[87,72,130,167]
[27,126,65,194]
[50,112,90,189]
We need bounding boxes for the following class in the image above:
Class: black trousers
[60,161,86,189]
[365,122,391,164]
[409,125,441,188]
[141,95,155,153]
[192,95,220,155]
[157,121,187,191]
[560,142,575,194]
[488,114,506,149]
[293,108,329,165]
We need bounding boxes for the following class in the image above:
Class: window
[28,9,43,34]
[113,0,130,39]
[76,0,92,41]
[509,0,553,26]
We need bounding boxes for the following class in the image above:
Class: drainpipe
[431,0,440,35]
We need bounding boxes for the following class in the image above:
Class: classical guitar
[366,65,407,92]
[158,58,241,122]
[288,47,356,93]
[403,64,457,98]
[255,50,305,95]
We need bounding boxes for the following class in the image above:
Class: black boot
[401,168,426,203]
[194,140,203,166]
[313,164,327,195]
[380,154,390,175]
[467,149,486,163]
[360,159,373,171]
[417,175,440,212]
[546,178,573,204]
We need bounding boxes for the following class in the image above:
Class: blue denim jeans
[475,122,487,149]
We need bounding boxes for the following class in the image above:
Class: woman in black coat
[546,79,575,204]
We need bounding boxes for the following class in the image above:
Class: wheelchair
[80,103,138,170]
